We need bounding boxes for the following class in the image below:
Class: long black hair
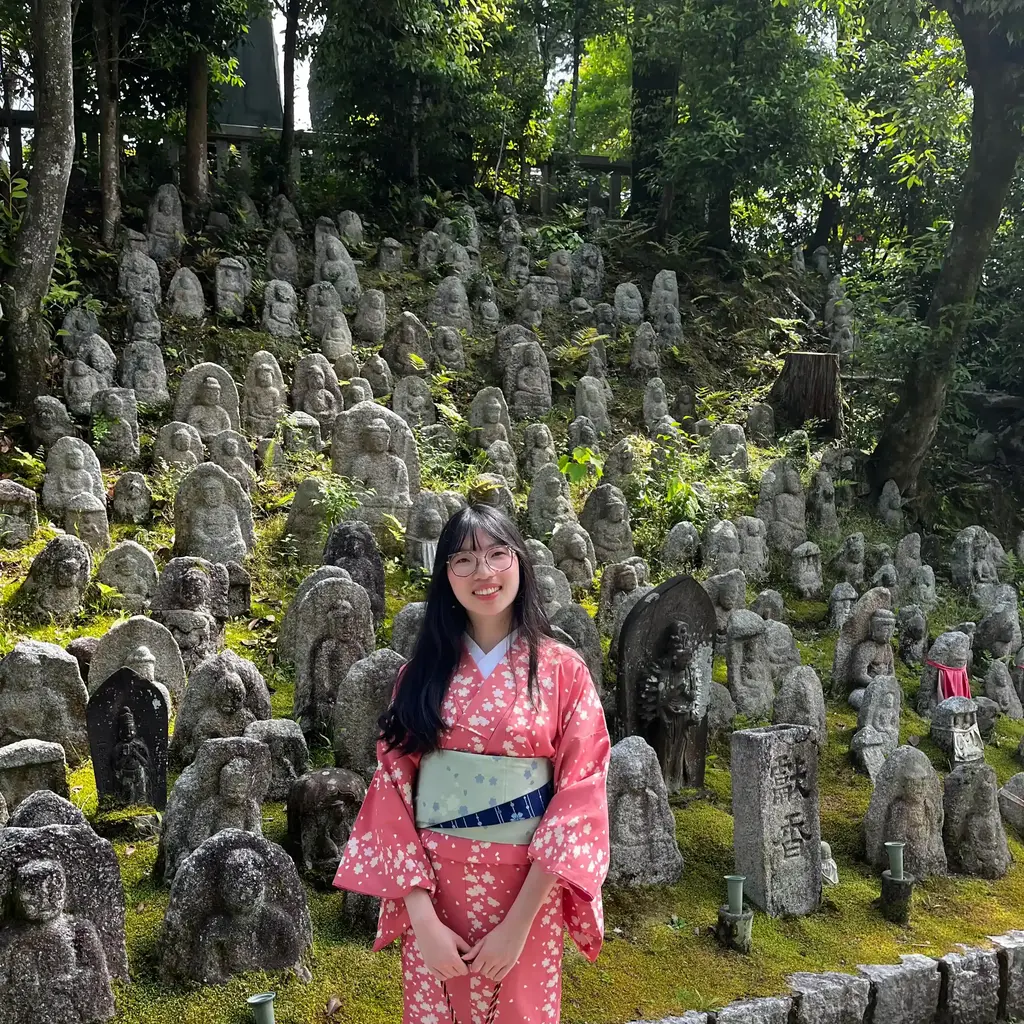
[378,503,551,756]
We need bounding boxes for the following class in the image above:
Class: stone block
[938,948,999,1024]
[858,955,940,1024]
[789,971,869,1024]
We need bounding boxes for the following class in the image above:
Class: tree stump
[767,351,843,437]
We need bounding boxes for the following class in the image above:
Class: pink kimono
[333,633,611,1023]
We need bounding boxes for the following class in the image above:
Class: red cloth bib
[928,660,971,700]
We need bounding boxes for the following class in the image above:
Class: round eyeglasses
[447,545,515,577]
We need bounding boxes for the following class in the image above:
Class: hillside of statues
[3,184,1024,1024]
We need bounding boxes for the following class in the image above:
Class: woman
[334,503,610,1023]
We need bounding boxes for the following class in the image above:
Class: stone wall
[627,935,1024,1024]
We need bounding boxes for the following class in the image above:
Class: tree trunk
[183,49,209,205]
[867,12,1024,496]
[279,0,300,197]
[808,160,841,254]
[410,77,422,226]
[767,352,843,437]
[1,0,75,408]
[94,0,120,246]
[628,5,679,218]
[707,184,732,251]
[567,10,582,154]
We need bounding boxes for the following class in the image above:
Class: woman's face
[447,528,520,623]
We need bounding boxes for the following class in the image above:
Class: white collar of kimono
[464,628,519,679]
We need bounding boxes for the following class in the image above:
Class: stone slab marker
[731,724,821,916]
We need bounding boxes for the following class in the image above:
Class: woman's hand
[461,914,531,982]
[405,888,472,982]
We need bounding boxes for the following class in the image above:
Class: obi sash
[414,748,554,845]
[929,660,972,700]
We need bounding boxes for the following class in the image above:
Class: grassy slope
[3,228,1024,1023]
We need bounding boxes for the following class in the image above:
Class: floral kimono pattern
[333,634,611,1023]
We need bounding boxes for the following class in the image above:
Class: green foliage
[310,475,360,543]
[552,33,631,157]
[558,445,604,484]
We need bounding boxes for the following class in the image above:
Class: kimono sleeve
[527,648,611,962]
[332,670,436,951]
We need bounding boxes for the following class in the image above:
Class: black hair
[378,503,551,756]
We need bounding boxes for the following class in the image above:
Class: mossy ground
[4,226,1024,1022]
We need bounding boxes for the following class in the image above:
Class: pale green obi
[414,748,554,845]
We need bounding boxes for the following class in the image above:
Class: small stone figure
[0,481,37,548]
[897,605,928,666]
[18,535,92,623]
[342,416,414,533]
[832,532,866,587]
[726,610,773,718]
[90,387,139,465]
[268,193,302,232]
[87,666,169,809]
[807,470,840,539]
[0,640,89,764]
[985,660,1022,718]
[469,387,512,449]
[173,462,255,564]
[381,311,431,379]
[174,363,240,438]
[405,493,452,573]
[63,344,115,417]
[418,230,442,269]
[504,341,552,420]
[850,675,901,780]
[155,737,271,884]
[905,564,938,613]
[120,340,169,410]
[527,463,577,538]
[606,735,684,885]
[708,423,749,473]
[931,696,985,765]
[614,282,644,326]
[773,665,827,748]
[294,575,376,738]
[750,589,785,622]
[647,269,679,322]
[703,568,747,654]
[242,351,287,438]
[504,244,531,286]
[266,228,299,284]
[951,525,1007,599]
[581,484,634,565]
[0,858,116,1024]
[878,479,904,529]
[790,541,824,599]
[118,245,160,306]
[895,533,923,585]
[357,353,392,398]
[286,768,366,885]
[427,275,473,333]
[151,557,229,674]
[244,719,310,801]
[158,829,312,985]
[166,266,205,319]
[917,630,972,719]
[292,353,344,435]
[96,540,158,612]
[318,236,361,303]
[337,210,363,247]
[154,422,205,470]
[130,293,162,345]
[41,438,104,517]
[431,324,466,370]
[260,279,300,338]
[976,601,1022,660]
[28,396,76,451]
[943,761,1011,878]
[90,615,187,705]
[378,237,403,272]
[820,842,839,886]
[831,587,895,695]
[518,423,556,481]
[661,521,700,571]
[391,376,436,429]
[572,243,604,300]
[864,745,946,878]
[214,257,251,317]
[755,458,806,554]
[322,520,387,627]
[169,651,271,767]
[550,522,597,588]
[629,322,660,376]
[147,182,184,263]
[745,403,775,445]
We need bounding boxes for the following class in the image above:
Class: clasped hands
[411,906,530,984]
